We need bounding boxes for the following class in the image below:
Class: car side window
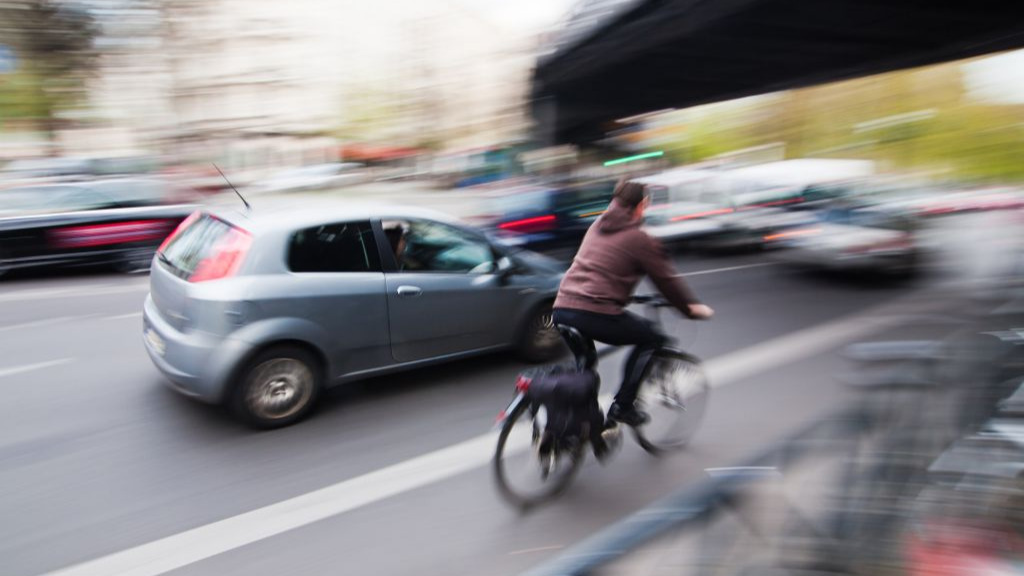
[385,219,495,274]
[55,187,120,212]
[288,221,381,273]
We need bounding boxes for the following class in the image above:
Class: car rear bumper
[775,248,915,273]
[142,294,240,403]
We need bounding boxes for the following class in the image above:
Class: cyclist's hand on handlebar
[686,303,714,320]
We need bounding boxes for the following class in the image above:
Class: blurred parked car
[2,155,159,184]
[255,163,366,194]
[638,159,874,249]
[479,178,616,255]
[1,156,94,180]
[143,202,565,428]
[0,179,196,277]
[769,204,924,277]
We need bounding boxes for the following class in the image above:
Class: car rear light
[498,214,556,234]
[188,227,252,283]
[747,197,804,209]
[872,237,913,251]
[763,227,822,242]
[671,208,734,221]
[158,211,201,253]
[49,220,176,249]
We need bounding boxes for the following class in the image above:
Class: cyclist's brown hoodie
[553,198,700,316]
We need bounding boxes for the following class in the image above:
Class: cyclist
[553,179,714,427]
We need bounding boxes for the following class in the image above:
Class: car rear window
[288,221,381,273]
[555,181,614,217]
[492,189,552,216]
[159,214,235,278]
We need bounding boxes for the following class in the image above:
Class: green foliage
[660,60,1024,182]
[0,0,97,131]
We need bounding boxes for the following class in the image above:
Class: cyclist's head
[613,180,650,217]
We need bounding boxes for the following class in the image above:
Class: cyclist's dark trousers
[552,308,668,408]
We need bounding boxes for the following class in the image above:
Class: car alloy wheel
[233,346,321,429]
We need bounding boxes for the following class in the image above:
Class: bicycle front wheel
[634,350,709,454]
[493,400,584,509]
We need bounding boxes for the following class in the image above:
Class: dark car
[483,178,616,257]
[0,179,196,277]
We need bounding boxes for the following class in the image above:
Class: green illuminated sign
[603,151,664,166]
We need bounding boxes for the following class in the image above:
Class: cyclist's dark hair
[613,180,648,208]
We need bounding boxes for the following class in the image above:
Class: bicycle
[492,294,710,509]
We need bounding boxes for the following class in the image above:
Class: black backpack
[520,364,604,449]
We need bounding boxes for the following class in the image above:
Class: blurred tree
[661,57,1024,183]
[0,0,98,148]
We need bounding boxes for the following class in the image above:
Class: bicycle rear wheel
[633,350,709,454]
[493,400,584,509]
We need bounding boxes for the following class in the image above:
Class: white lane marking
[704,316,892,388]
[683,262,776,277]
[0,283,148,303]
[106,312,143,320]
[0,316,83,333]
[508,545,565,556]
[37,291,925,576]
[0,358,74,379]
[42,434,500,576]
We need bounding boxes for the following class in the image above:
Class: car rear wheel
[517,303,562,363]
[0,246,9,278]
[231,346,322,429]
[114,248,155,275]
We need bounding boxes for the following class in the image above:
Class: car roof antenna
[213,163,251,212]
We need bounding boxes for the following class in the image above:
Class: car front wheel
[231,346,322,429]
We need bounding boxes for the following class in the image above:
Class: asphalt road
[0,211,1014,576]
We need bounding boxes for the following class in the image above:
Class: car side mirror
[496,256,516,282]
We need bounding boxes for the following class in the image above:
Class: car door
[284,220,391,377]
[381,218,524,363]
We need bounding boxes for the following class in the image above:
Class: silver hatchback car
[142,202,565,428]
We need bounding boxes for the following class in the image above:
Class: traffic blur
[581,281,1024,576]
[4,1,1024,575]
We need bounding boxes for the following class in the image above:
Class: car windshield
[89,180,166,207]
[821,207,910,231]
[492,189,552,216]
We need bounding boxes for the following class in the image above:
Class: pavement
[0,204,1017,576]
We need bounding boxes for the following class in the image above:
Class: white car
[771,205,922,277]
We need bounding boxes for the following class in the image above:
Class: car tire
[517,302,562,363]
[231,345,322,429]
[0,245,9,278]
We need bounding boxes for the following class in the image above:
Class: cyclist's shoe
[593,425,622,464]
[608,402,650,427]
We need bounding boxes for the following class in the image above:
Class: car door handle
[396,285,422,297]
